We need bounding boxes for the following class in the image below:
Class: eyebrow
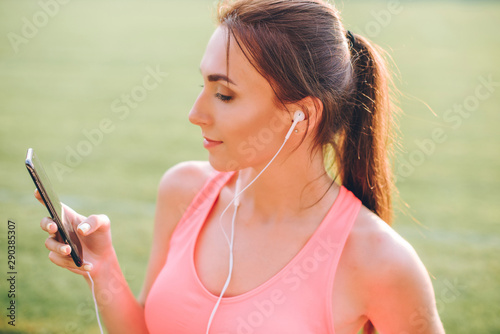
[206,73,237,86]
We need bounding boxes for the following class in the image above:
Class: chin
[208,155,244,172]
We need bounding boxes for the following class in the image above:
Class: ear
[292,96,323,133]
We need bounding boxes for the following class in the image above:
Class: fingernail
[78,222,91,235]
[48,223,56,231]
[59,245,70,254]
[83,263,93,271]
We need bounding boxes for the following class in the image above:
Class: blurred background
[0,0,498,333]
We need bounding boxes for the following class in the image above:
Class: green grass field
[1,0,499,333]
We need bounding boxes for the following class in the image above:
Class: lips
[203,136,223,149]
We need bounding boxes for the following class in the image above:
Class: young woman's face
[189,26,293,171]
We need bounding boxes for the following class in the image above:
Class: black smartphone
[25,148,83,267]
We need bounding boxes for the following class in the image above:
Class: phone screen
[26,148,83,267]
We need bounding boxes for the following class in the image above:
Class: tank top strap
[278,185,361,288]
[265,186,361,334]
[322,186,362,332]
[317,186,362,272]
[174,170,236,232]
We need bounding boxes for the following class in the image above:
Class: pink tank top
[145,171,361,334]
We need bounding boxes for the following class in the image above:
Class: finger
[45,236,71,256]
[48,251,78,269]
[34,189,44,204]
[40,217,58,234]
[48,252,93,273]
[77,214,111,236]
[81,262,94,272]
[35,191,86,233]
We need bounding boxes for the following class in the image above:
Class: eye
[215,92,233,102]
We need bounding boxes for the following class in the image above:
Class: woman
[38,0,445,333]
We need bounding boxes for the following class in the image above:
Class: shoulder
[342,206,444,332]
[340,205,424,299]
[159,160,216,190]
[154,160,217,242]
[347,206,423,281]
[158,160,216,204]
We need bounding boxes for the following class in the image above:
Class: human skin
[39,26,445,334]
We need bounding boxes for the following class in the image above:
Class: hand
[36,190,115,276]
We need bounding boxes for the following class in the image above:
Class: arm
[39,161,213,333]
[360,212,445,333]
[41,206,148,333]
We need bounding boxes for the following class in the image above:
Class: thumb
[76,214,111,237]
[61,203,87,229]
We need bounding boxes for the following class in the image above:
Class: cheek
[220,106,290,168]
[220,110,260,151]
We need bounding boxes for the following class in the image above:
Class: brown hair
[217,1,396,330]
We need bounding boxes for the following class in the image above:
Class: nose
[189,91,211,127]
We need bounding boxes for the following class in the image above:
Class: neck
[235,145,335,221]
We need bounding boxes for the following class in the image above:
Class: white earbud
[285,110,305,140]
[294,110,305,122]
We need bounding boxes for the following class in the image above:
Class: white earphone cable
[206,115,300,333]
[217,126,293,245]
[87,271,104,334]
[205,203,238,334]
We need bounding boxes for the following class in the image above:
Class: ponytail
[339,31,395,225]
[340,32,395,334]
[217,1,396,224]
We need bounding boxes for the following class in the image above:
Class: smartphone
[25,148,83,267]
